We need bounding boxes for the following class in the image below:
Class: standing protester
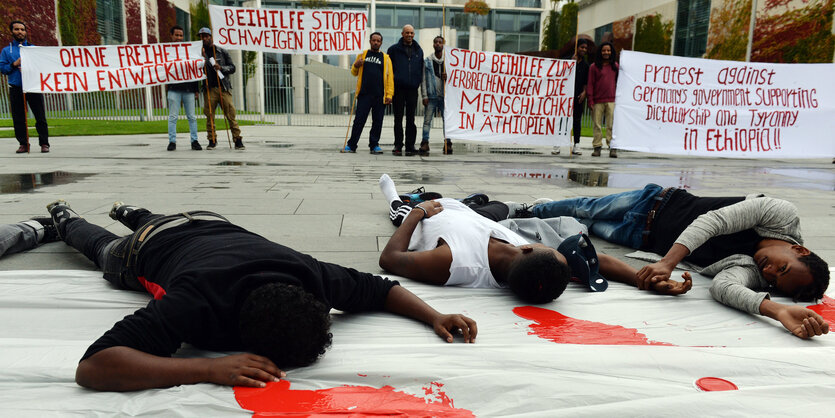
[586,42,618,158]
[166,25,200,151]
[0,20,49,154]
[554,38,590,156]
[420,36,451,156]
[198,27,244,150]
[345,32,393,154]
[387,25,423,156]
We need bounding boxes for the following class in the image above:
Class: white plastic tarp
[0,270,833,416]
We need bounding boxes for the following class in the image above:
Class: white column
[745,0,758,62]
[308,55,324,114]
[291,54,306,114]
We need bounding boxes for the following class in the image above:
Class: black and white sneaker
[389,201,413,227]
[29,217,60,243]
[109,201,142,230]
[504,201,533,219]
[46,200,81,240]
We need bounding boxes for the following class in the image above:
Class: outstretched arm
[379,201,452,285]
[759,299,829,339]
[384,284,477,343]
[600,253,691,295]
[76,347,284,392]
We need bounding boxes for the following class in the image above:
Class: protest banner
[20,42,205,93]
[209,5,366,54]
[444,47,576,145]
[613,50,835,158]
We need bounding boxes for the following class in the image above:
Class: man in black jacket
[45,200,476,392]
[387,25,424,156]
[199,27,244,150]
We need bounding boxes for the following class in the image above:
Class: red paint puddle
[234,380,474,417]
[695,377,738,391]
[807,295,835,326]
[513,306,673,346]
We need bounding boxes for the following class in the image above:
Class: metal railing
[1,67,593,129]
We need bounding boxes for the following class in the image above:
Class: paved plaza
[1,125,833,274]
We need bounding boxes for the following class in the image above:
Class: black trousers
[9,85,49,147]
[573,99,584,144]
[392,85,418,151]
[347,93,385,150]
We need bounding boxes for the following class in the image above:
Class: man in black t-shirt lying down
[512,184,830,339]
[45,200,477,392]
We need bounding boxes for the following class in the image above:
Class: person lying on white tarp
[514,184,830,339]
[0,217,59,258]
[377,175,691,306]
[41,199,476,392]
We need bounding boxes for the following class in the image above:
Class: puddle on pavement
[264,142,294,148]
[0,172,94,194]
[494,166,834,190]
[216,161,286,166]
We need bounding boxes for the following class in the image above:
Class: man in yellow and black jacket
[345,32,394,154]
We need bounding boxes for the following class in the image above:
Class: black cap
[557,233,608,292]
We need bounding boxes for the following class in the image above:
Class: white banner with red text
[444,47,576,145]
[208,5,366,55]
[19,42,205,93]
[613,50,835,158]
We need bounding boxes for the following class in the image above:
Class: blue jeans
[167,90,198,143]
[531,184,663,249]
[422,97,444,143]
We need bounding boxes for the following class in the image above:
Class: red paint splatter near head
[234,380,474,417]
[513,306,673,346]
[806,295,835,326]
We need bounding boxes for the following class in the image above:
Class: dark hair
[793,251,830,302]
[434,35,445,42]
[370,32,383,42]
[9,20,25,32]
[170,25,184,36]
[239,283,333,367]
[507,251,570,304]
[594,42,617,69]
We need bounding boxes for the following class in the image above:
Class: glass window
[96,0,124,44]
[519,13,539,33]
[495,33,519,53]
[494,12,517,32]
[515,0,542,7]
[423,9,443,28]
[674,0,711,57]
[376,7,394,28]
[518,34,539,52]
[396,8,420,27]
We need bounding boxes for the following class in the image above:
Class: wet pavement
[0,125,832,274]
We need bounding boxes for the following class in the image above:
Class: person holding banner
[586,42,618,158]
[518,185,830,339]
[554,38,591,156]
[166,25,201,152]
[387,25,423,156]
[0,20,50,154]
[42,199,476,391]
[198,27,244,151]
[420,36,451,156]
[345,32,393,154]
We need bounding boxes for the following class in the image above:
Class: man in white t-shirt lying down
[377,174,692,305]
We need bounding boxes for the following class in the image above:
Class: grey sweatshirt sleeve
[675,197,802,252]
[708,262,770,314]
[420,61,427,99]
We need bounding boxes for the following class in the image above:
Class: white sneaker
[532,198,554,206]
[551,147,561,155]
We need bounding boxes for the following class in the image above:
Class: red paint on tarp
[234,380,474,417]
[695,377,738,392]
[807,295,835,326]
[513,306,673,346]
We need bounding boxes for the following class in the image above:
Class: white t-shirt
[408,198,528,288]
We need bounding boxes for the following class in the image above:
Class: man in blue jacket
[387,25,423,156]
[0,20,50,154]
